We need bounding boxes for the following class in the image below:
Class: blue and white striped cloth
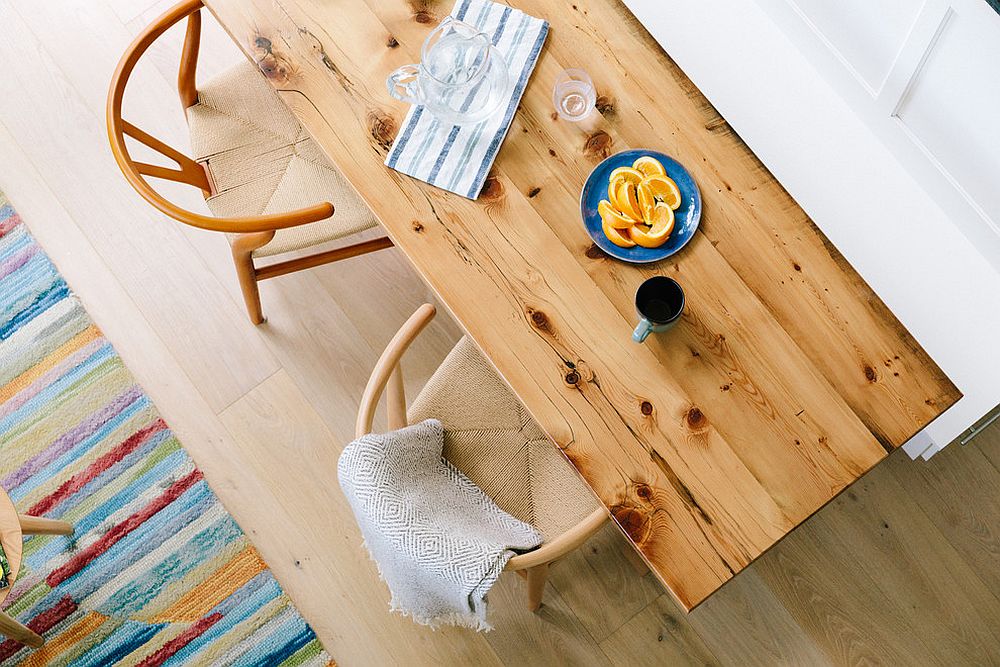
[384,0,549,200]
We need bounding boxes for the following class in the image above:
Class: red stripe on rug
[135,612,223,667]
[0,595,77,660]
[47,469,204,587]
[28,419,168,517]
[0,212,21,237]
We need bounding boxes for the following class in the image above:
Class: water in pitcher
[426,30,486,84]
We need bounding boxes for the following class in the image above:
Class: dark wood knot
[640,401,654,416]
[584,243,607,260]
[565,370,580,386]
[250,33,294,84]
[256,54,293,83]
[548,148,557,157]
[635,483,653,500]
[479,174,504,202]
[686,406,707,430]
[529,309,548,329]
[411,220,424,233]
[367,109,397,152]
[583,131,613,160]
[611,504,649,544]
[408,0,437,23]
[863,365,877,383]
[527,186,541,198]
[386,35,399,48]
[595,94,615,117]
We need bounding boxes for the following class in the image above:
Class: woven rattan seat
[186,62,377,258]
[408,337,601,541]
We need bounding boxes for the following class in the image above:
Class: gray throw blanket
[337,419,543,630]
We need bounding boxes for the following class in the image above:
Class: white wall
[754,0,1000,274]
[624,0,1000,458]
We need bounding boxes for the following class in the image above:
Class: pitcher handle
[387,64,421,104]
[632,319,652,344]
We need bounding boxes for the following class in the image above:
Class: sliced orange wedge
[618,181,644,221]
[642,175,682,210]
[607,179,625,212]
[630,203,675,248]
[632,155,667,178]
[598,199,638,230]
[636,180,656,223]
[608,166,644,187]
[602,216,636,247]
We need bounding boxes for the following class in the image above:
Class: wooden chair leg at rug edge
[18,514,73,536]
[0,613,43,649]
[0,516,73,649]
[232,232,394,325]
[357,303,608,612]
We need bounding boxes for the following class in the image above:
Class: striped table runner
[384,0,549,199]
[0,192,333,666]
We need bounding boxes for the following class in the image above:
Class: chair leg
[233,252,264,325]
[230,232,274,325]
[0,611,43,648]
[18,514,72,536]
[525,563,549,612]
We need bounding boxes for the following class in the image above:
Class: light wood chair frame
[0,510,73,649]
[356,304,608,611]
[106,0,392,324]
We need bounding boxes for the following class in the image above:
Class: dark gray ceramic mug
[632,276,685,343]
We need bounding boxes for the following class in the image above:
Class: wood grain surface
[200,0,960,609]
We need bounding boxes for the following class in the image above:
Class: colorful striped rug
[0,192,333,665]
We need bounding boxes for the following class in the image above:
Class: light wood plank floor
[2,1,999,664]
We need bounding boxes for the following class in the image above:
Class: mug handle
[632,319,652,343]
[387,64,421,104]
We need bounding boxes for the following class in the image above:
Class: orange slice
[636,181,656,223]
[607,179,625,212]
[618,181,644,221]
[602,216,636,247]
[598,199,637,230]
[632,155,666,178]
[630,203,675,248]
[642,175,682,210]
[608,166,644,187]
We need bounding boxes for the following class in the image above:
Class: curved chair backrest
[356,304,607,572]
[106,0,333,234]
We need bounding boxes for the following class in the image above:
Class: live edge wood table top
[203,0,960,610]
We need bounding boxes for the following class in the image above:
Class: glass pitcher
[386,17,510,126]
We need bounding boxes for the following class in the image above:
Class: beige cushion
[185,62,378,258]
[408,337,601,541]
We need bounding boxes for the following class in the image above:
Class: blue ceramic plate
[580,149,701,263]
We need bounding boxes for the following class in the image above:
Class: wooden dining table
[203,0,961,611]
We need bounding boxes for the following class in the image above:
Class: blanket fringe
[360,539,495,632]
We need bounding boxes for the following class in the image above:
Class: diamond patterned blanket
[337,419,542,630]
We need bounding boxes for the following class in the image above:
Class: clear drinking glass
[553,68,596,122]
